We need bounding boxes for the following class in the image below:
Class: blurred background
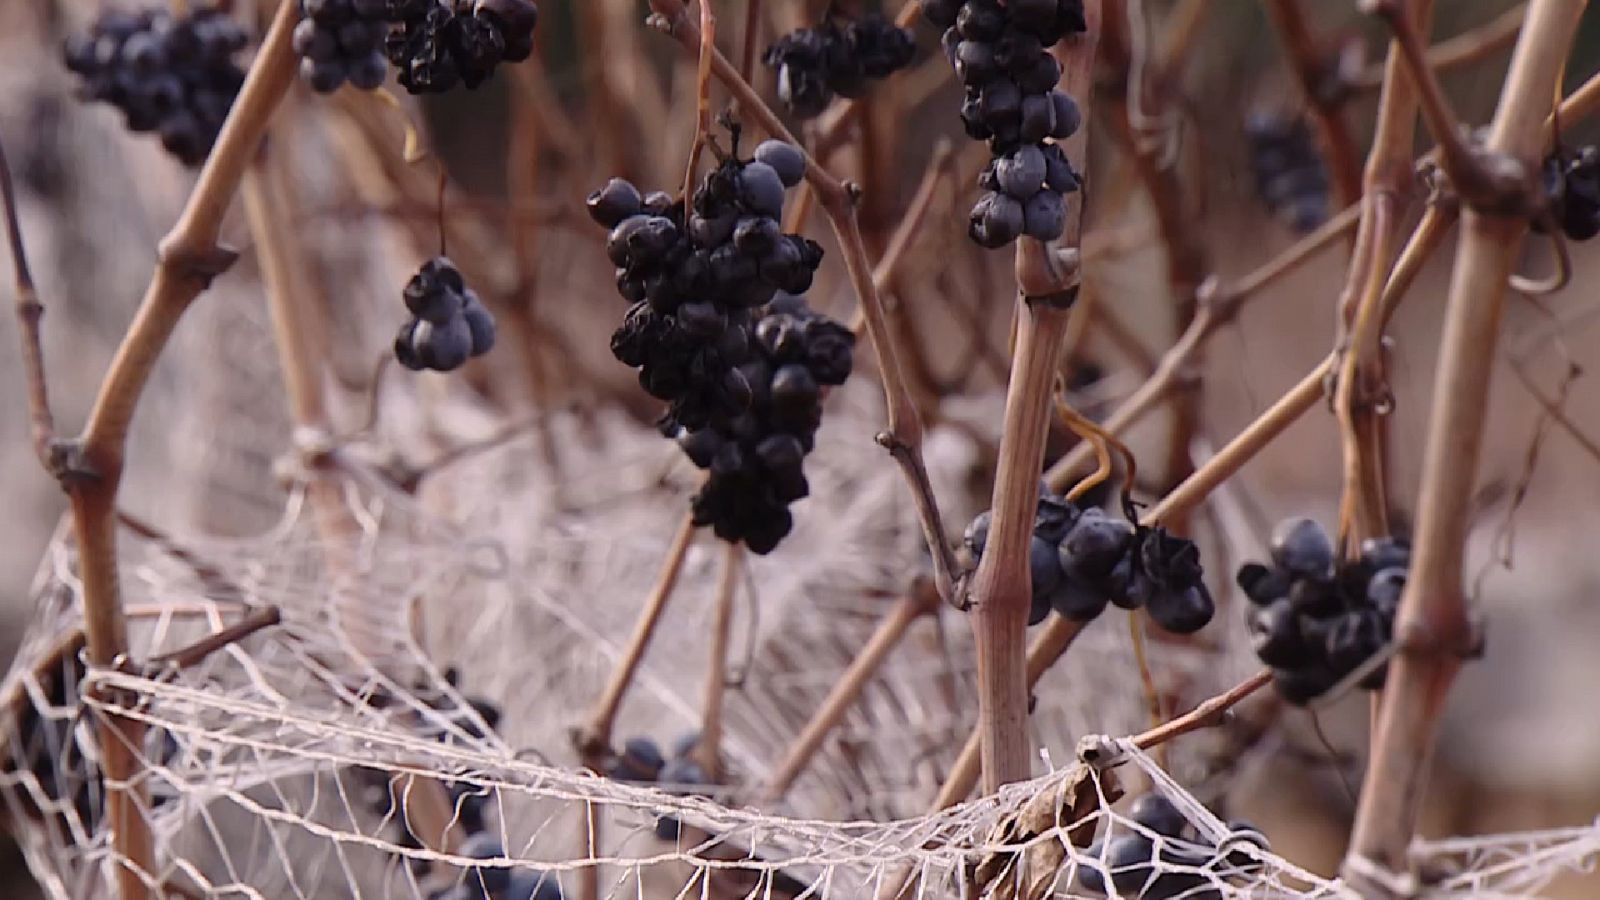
[2,0,1600,897]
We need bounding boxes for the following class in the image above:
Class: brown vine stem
[1365,0,1543,215]
[0,138,56,468]
[45,3,299,896]
[575,513,697,761]
[963,0,1101,796]
[1349,2,1525,93]
[737,0,764,86]
[694,542,742,782]
[1130,668,1272,751]
[1043,201,1361,492]
[681,0,715,202]
[1331,0,1435,551]
[1344,1,1586,893]
[645,0,960,611]
[759,576,940,802]
[1263,0,1363,207]
[885,352,1352,900]
[850,139,954,339]
[147,606,282,671]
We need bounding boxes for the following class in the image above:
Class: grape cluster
[393,256,497,372]
[386,0,539,94]
[589,138,849,554]
[963,488,1216,634]
[762,13,917,119]
[1078,793,1268,900]
[604,733,711,841]
[919,0,1086,247]
[1239,518,1409,705]
[292,0,392,93]
[1537,146,1600,241]
[62,7,248,167]
[1244,112,1329,234]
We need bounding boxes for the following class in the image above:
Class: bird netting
[3,250,1600,900]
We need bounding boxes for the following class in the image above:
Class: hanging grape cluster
[63,7,248,166]
[919,0,1086,247]
[1244,111,1330,234]
[763,12,917,119]
[289,0,538,95]
[393,256,497,372]
[1239,518,1409,705]
[963,487,1216,634]
[1078,792,1269,899]
[588,137,852,554]
[386,0,539,94]
[293,0,392,93]
[1537,145,1600,241]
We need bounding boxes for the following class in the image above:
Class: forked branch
[1344,1,1587,892]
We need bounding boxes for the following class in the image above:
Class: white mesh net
[4,275,1600,900]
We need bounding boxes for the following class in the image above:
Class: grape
[1270,517,1334,577]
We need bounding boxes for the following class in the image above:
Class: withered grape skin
[764,14,916,119]
[589,137,850,554]
[392,257,496,372]
[963,494,1215,634]
[1242,519,1410,704]
[926,0,1087,247]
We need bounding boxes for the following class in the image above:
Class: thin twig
[0,137,56,469]
[737,0,765,88]
[1344,3,1585,892]
[1330,0,1436,551]
[645,0,959,612]
[682,0,716,202]
[760,577,939,802]
[53,4,301,896]
[1507,359,1600,463]
[694,542,742,782]
[147,607,282,671]
[1131,668,1273,751]
[1350,2,1526,93]
[851,139,955,337]
[1042,200,1359,492]
[575,514,698,759]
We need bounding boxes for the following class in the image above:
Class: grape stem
[1130,668,1272,751]
[1344,1,1587,892]
[1329,0,1436,554]
[644,0,963,612]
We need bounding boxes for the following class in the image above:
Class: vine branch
[1344,1,1586,891]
